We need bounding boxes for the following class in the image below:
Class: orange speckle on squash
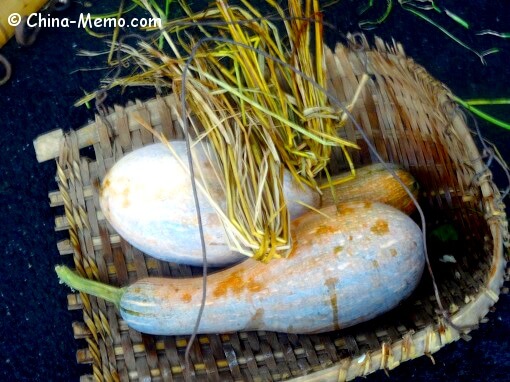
[122,186,130,208]
[213,271,243,298]
[247,278,263,293]
[364,201,372,209]
[181,293,192,303]
[371,219,389,235]
[334,246,344,255]
[315,224,337,236]
[212,271,263,298]
[390,248,398,257]
[337,206,355,216]
[99,178,111,198]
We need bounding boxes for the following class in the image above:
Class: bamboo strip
[33,94,179,162]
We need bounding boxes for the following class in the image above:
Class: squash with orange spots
[320,163,419,215]
[57,201,425,336]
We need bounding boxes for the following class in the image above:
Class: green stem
[444,8,470,29]
[359,0,393,29]
[454,96,510,131]
[358,0,374,16]
[55,265,125,308]
[401,5,497,64]
[477,30,510,39]
[464,98,510,106]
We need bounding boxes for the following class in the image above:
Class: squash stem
[55,265,124,308]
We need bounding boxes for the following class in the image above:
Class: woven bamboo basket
[34,35,509,381]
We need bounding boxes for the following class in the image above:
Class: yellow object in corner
[0,0,49,48]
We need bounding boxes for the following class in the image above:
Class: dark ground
[0,1,509,381]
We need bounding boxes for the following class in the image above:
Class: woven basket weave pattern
[39,36,508,381]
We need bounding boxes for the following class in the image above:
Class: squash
[57,201,425,335]
[99,142,320,266]
[320,163,419,215]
